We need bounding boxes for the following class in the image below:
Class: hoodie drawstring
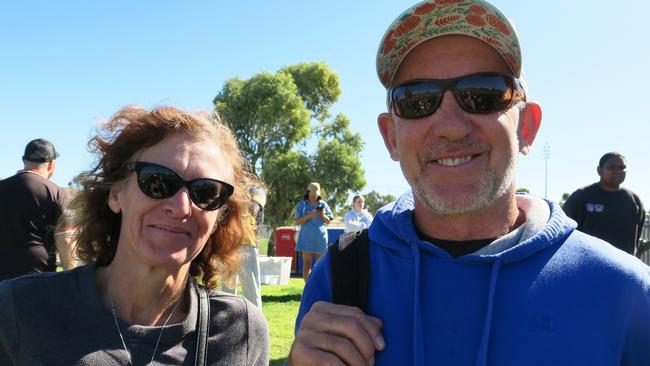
[475,258,502,366]
[410,242,425,365]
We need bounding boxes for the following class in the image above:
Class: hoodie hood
[368,190,577,365]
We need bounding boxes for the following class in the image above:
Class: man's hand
[288,301,385,366]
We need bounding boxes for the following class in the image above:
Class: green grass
[262,277,304,365]
[258,238,269,256]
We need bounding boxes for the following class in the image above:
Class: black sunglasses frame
[130,161,234,211]
[389,72,525,119]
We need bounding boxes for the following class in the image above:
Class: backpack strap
[328,229,370,312]
[194,280,209,366]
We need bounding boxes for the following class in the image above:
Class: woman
[0,106,269,365]
[344,195,373,233]
[294,182,333,282]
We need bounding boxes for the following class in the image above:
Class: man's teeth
[437,156,472,167]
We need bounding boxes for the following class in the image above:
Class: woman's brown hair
[72,105,257,288]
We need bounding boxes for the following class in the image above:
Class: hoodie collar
[370,190,576,262]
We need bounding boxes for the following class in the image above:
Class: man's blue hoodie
[296,192,650,365]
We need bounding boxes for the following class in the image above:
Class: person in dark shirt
[563,152,646,256]
[0,138,76,281]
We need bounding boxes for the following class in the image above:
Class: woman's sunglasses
[130,161,234,211]
[389,72,525,119]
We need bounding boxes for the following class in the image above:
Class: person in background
[0,106,269,365]
[344,194,373,233]
[294,182,333,282]
[288,1,650,365]
[0,138,75,282]
[563,152,645,256]
[223,184,267,308]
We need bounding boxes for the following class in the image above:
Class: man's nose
[429,90,473,140]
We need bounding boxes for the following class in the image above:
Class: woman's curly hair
[71,105,258,289]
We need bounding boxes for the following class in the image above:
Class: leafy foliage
[364,190,397,215]
[312,114,365,213]
[280,63,340,122]
[261,151,313,228]
[214,62,365,227]
[214,72,311,171]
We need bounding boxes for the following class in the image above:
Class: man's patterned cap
[376,0,521,88]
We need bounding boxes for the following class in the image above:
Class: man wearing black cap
[0,138,76,281]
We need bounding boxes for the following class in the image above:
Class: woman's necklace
[106,266,183,366]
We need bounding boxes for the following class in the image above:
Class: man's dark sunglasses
[389,72,525,119]
[130,161,234,211]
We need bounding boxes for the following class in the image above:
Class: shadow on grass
[262,293,302,303]
[270,358,288,366]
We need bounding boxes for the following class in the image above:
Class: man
[563,152,646,256]
[289,1,650,365]
[0,138,75,282]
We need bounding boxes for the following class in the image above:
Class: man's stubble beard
[406,153,517,216]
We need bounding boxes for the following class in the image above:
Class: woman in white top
[344,195,373,233]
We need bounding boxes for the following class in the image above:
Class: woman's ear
[517,101,542,155]
[107,188,122,214]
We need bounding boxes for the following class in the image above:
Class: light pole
[543,143,550,199]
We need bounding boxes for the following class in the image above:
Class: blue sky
[1,0,649,206]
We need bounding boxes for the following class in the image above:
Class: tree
[364,190,397,215]
[214,72,311,171]
[261,151,313,228]
[281,62,340,122]
[312,114,365,212]
[516,187,530,194]
[214,62,366,227]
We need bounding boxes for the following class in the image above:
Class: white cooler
[259,256,292,285]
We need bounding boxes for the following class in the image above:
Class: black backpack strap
[194,280,209,366]
[328,229,370,312]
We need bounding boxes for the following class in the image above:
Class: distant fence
[640,217,650,266]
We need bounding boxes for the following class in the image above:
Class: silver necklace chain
[107,266,183,366]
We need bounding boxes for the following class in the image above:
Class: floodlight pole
[543,143,550,199]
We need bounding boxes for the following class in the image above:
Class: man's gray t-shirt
[0,264,269,365]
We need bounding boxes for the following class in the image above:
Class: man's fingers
[289,302,385,366]
[304,302,384,357]
[314,330,370,366]
[366,316,385,350]
[287,342,346,366]
[312,301,385,350]
[289,339,347,366]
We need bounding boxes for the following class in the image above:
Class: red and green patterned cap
[376,0,522,88]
